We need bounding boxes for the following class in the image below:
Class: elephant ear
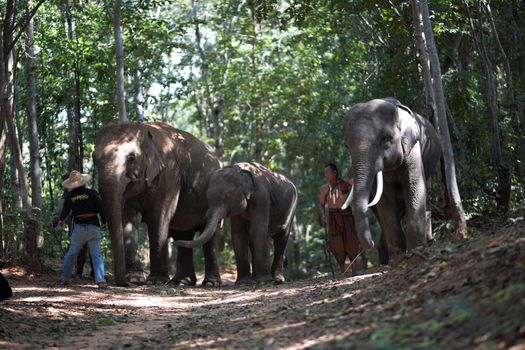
[145,130,165,187]
[398,104,420,157]
[234,164,256,200]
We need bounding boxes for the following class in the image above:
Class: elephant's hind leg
[169,230,197,286]
[271,229,289,284]
[123,206,147,285]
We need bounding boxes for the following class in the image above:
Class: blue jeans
[61,224,106,283]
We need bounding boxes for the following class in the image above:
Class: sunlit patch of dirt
[1,222,524,349]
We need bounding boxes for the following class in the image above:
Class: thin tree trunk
[411,0,436,121]
[5,55,33,259]
[466,1,511,212]
[417,0,467,238]
[191,0,223,157]
[249,1,263,163]
[25,6,44,251]
[62,1,82,172]
[74,60,83,171]
[0,128,6,257]
[1,0,16,258]
[497,3,525,177]
[133,58,144,123]
[2,0,43,263]
[113,0,128,123]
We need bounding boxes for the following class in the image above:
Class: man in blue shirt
[58,171,107,288]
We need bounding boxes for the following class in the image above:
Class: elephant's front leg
[375,182,406,265]
[231,217,252,285]
[147,188,181,284]
[249,215,272,284]
[147,209,177,284]
[403,148,428,251]
[122,205,147,285]
[202,227,222,287]
[170,230,197,286]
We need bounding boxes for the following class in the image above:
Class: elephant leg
[231,217,252,285]
[148,188,181,284]
[122,206,146,285]
[147,222,171,284]
[249,215,272,284]
[377,232,390,265]
[170,230,197,286]
[202,228,222,287]
[75,243,88,277]
[147,211,176,284]
[375,183,406,266]
[271,229,289,284]
[402,148,428,251]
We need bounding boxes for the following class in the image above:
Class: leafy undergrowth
[1,222,524,349]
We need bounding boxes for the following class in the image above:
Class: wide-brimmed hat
[62,170,92,191]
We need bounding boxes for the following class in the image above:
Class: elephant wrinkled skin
[93,122,222,286]
[343,98,441,264]
[173,162,297,284]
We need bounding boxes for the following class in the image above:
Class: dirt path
[1,223,524,349]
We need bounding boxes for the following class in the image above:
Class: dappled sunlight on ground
[1,223,524,349]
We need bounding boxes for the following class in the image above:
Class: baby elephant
[173,162,297,284]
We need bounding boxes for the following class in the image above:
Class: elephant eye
[380,134,393,144]
[126,153,136,163]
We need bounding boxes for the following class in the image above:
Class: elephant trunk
[172,207,225,249]
[351,161,383,250]
[99,179,127,286]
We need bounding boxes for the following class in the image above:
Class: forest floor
[1,221,524,349]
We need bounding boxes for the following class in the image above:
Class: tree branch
[101,0,114,19]
[8,0,47,53]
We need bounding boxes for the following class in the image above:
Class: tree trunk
[113,0,128,123]
[249,1,263,163]
[62,1,83,172]
[5,53,33,260]
[191,0,223,158]
[132,58,144,123]
[416,0,467,238]
[0,128,6,257]
[465,1,511,213]
[74,60,83,171]
[411,0,436,121]
[25,8,43,251]
[502,4,525,177]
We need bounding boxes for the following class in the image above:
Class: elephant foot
[235,276,254,286]
[146,274,170,286]
[254,275,273,285]
[273,273,285,285]
[387,250,406,267]
[126,271,147,285]
[169,276,197,286]
[405,248,428,266]
[202,276,222,287]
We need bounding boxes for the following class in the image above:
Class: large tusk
[341,186,353,210]
[367,171,383,207]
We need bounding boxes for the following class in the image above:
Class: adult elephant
[342,98,441,264]
[93,122,222,286]
[173,162,297,284]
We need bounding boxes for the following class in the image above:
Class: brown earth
[1,222,524,349]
